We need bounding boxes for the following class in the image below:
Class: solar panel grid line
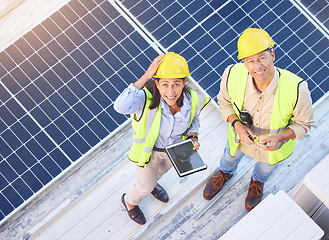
[118,0,194,52]
[172,2,245,91]
[26,1,130,135]
[301,0,329,21]
[265,5,314,70]
[0,45,96,159]
[316,5,329,31]
[148,1,233,52]
[133,0,233,85]
[269,1,329,99]
[124,0,250,92]
[128,0,155,22]
[54,3,130,95]
[0,81,74,171]
[287,36,329,84]
[116,0,219,102]
[114,0,166,54]
[292,0,329,38]
[141,1,194,47]
[0,0,162,224]
[165,1,219,49]
[265,2,328,92]
[312,66,328,95]
[0,155,37,203]
[47,1,129,142]
[72,1,158,90]
[1,106,68,186]
[0,153,57,218]
[12,18,86,112]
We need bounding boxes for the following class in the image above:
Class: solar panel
[0,0,159,223]
[119,0,329,103]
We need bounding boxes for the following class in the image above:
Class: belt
[153,147,165,152]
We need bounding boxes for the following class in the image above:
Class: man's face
[243,50,275,84]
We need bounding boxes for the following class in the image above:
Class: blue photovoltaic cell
[120,0,329,103]
[0,0,159,223]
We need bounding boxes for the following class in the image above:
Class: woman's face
[155,78,186,107]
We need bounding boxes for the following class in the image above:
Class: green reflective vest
[227,63,303,165]
[129,88,210,167]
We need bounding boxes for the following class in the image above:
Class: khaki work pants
[125,151,173,206]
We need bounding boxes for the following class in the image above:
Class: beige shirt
[218,64,314,162]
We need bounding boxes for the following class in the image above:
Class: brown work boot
[203,169,233,200]
[245,177,264,211]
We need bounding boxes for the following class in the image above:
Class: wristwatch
[231,119,241,129]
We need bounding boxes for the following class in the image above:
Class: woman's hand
[192,139,200,150]
[187,132,200,150]
[133,54,164,89]
[144,54,164,79]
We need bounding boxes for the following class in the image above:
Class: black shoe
[151,183,169,203]
[121,193,146,225]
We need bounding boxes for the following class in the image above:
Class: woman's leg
[125,151,164,206]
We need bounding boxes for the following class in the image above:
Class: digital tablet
[165,139,207,178]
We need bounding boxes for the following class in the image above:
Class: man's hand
[234,121,256,145]
[258,135,279,151]
[259,128,296,151]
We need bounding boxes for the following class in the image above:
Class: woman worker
[114,52,210,225]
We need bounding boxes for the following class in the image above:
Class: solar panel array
[119,0,329,102]
[0,0,159,223]
[0,0,328,224]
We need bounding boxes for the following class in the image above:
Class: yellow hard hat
[237,28,275,60]
[153,52,191,78]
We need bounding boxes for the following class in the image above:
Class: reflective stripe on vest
[226,63,302,165]
[128,88,210,167]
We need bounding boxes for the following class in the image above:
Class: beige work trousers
[125,151,173,206]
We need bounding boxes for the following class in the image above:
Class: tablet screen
[165,139,207,177]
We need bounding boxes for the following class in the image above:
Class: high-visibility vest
[227,63,303,165]
[128,88,210,167]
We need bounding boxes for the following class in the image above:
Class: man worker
[203,28,314,211]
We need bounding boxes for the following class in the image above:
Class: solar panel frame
[299,0,329,30]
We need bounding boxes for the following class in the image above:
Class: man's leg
[220,144,245,174]
[245,162,277,211]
